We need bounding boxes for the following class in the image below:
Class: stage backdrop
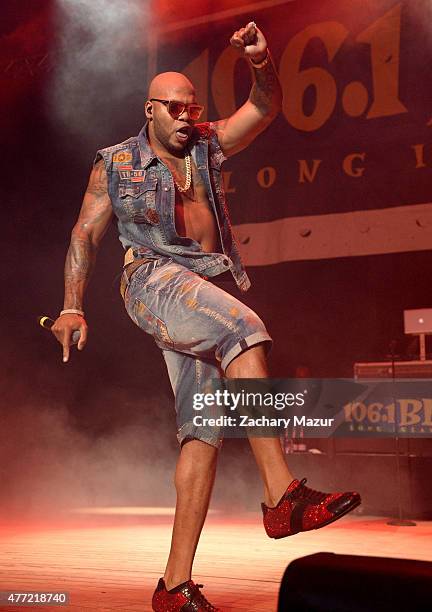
[1,0,432,515]
[3,0,432,428]
[155,0,432,265]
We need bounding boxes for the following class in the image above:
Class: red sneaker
[152,577,219,611]
[262,478,361,539]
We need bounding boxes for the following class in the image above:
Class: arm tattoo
[64,236,96,310]
[249,56,282,116]
[86,160,108,196]
[63,160,110,310]
[78,161,109,232]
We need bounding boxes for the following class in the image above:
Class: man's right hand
[51,314,88,363]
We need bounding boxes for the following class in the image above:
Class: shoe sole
[270,496,361,539]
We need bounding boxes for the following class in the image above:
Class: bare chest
[162,155,220,252]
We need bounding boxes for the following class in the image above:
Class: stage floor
[1,510,431,611]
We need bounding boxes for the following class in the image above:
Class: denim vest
[95,123,250,292]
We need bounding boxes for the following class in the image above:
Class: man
[52,23,360,611]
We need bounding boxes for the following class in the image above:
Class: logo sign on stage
[156,0,432,264]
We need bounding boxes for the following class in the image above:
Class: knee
[225,342,269,378]
[221,308,272,375]
[239,309,268,338]
[174,439,218,489]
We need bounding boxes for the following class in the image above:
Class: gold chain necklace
[174,152,192,193]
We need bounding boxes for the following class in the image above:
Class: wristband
[60,309,84,317]
[250,50,270,69]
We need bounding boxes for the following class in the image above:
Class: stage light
[52,0,151,139]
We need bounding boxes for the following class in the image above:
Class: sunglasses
[150,98,204,121]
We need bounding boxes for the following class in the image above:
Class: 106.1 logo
[343,398,432,433]
[185,4,414,131]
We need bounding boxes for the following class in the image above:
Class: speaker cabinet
[278,553,432,611]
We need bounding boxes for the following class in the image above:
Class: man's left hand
[230,22,268,64]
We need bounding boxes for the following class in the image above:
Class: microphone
[38,315,81,345]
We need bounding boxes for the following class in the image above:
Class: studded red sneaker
[262,478,361,539]
[152,577,219,611]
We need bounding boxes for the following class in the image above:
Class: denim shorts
[122,256,273,448]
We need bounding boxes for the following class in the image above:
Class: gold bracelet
[60,308,84,317]
[250,50,270,69]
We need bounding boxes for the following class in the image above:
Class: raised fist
[230,22,268,64]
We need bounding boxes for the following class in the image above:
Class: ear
[145,101,153,120]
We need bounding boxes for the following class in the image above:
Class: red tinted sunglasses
[150,98,204,121]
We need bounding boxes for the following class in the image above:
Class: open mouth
[175,126,192,143]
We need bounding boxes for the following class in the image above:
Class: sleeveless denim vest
[95,123,251,292]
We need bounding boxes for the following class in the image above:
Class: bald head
[148,72,195,100]
[145,72,199,155]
